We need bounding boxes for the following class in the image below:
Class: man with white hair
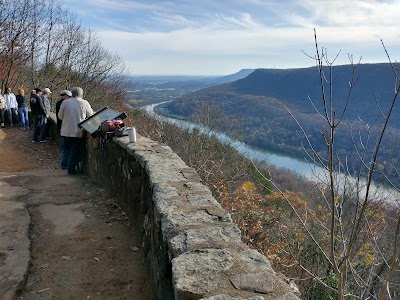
[40,87,52,141]
[58,87,93,175]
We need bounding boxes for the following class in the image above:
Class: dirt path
[0,127,151,300]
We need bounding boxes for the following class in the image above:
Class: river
[143,102,316,176]
[142,102,400,206]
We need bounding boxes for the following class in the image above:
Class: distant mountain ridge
[207,69,255,84]
[166,63,400,126]
[161,63,400,175]
[129,69,255,85]
[232,64,397,118]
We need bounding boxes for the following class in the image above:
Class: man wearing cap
[58,87,93,175]
[41,87,52,141]
[56,90,72,169]
[30,88,45,142]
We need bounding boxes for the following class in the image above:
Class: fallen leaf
[94,257,99,262]
[37,288,50,293]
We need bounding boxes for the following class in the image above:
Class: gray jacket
[41,95,51,114]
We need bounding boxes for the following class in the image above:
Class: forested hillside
[162,63,400,180]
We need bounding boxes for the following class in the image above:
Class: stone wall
[84,133,301,300]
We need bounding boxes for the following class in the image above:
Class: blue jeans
[18,107,29,129]
[32,114,47,141]
[60,136,68,169]
[7,108,18,126]
[63,136,83,174]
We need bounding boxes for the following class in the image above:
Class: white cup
[127,127,137,142]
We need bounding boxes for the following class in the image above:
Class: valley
[127,65,400,298]
[137,64,400,186]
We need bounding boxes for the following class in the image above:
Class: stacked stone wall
[84,134,301,300]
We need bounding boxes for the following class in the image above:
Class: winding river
[142,101,400,206]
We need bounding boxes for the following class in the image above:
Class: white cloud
[213,13,260,30]
[98,26,313,74]
[152,12,193,28]
[84,0,160,11]
[291,0,400,27]
[65,0,400,74]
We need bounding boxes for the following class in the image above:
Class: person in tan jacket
[58,87,93,175]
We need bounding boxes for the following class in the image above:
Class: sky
[63,0,400,76]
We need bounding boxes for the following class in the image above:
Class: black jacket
[30,93,45,115]
[55,98,64,134]
[16,95,27,109]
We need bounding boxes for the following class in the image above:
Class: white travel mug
[128,127,137,142]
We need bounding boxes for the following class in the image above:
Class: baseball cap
[43,87,52,93]
[60,90,72,97]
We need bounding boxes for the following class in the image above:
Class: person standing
[41,87,52,140]
[3,87,18,127]
[0,90,5,128]
[16,88,29,130]
[58,87,93,175]
[30,88,46,142]
[55,90,72,169]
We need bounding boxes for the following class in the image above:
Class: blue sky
[63,0,400,75]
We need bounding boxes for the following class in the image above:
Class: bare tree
[0,0,38,90]
[0,0,128,110]
[260,29,400,299]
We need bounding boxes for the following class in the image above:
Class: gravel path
[0,127,151,300]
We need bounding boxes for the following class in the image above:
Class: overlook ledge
[87,132,301,300]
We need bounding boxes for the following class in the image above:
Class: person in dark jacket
[56,90,72,169]
[16,88,29,130]
[30,88,46,142]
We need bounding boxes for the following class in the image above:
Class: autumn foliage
[133,104,400,298]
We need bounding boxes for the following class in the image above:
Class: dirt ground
[0,127,151,299]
